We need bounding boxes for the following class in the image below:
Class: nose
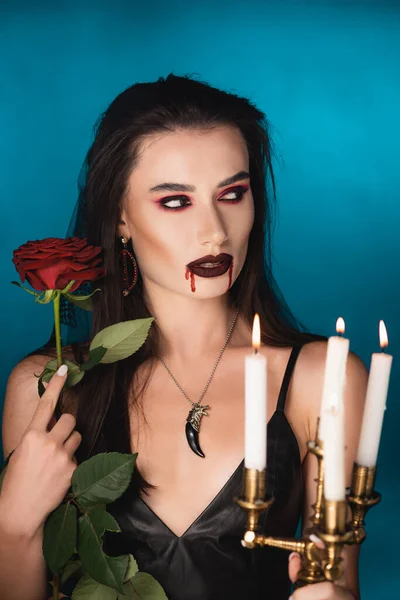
[196,204,228,250]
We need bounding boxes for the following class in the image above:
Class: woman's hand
[288,551,357,600]
[0,364,82,538]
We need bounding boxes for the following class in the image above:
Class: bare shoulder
[295,340,368,436]
[2,354,49,458]
[6,352,55,392]
[298,339,368,380]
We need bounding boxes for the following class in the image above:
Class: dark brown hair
[29,73,325,492]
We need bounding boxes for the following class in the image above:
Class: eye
[157,185,248,211]
[219,185,249,203]
[159,196,191,210]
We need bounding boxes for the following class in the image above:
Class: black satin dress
[104,345,304,600]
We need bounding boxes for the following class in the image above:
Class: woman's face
[118,126,254,300]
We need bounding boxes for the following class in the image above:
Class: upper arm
[299,341,368,597]
[2,355,53,460]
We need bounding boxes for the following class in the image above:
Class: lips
[186,253,233,278]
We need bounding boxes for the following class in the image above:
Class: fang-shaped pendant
[185,403,210,458]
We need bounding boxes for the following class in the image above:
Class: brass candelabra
[235,425,381,587]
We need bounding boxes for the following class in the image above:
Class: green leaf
[43,357,79,374]
[79,346,108,371]
[85,508,121,538]
[66,370,85,387]
[124,555,139,583]
[43,502,78,574]
[77,513,128,593]
[121,572,168,599]
[61,280,77,294]
[11,280,40,297]
[89,318,154,364]
[64,295,92,312]
[60,559,84,587]
[37,365,58,397]
[72,453,137,509]
[40,367,57,383]
[65,288,102,312]
[72,573,118,600]
[38,376,45,397]
[42,358,85,387]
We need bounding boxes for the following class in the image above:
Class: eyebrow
[148,170,250,193]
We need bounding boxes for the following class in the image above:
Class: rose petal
[59,268,106,291]
[25,270,47,291]
[12,238,105,291]
[16,258,61,270]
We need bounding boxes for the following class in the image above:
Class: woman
[0,74,366,600]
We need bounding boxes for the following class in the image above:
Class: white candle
[319,317,350,441]
[323,408,345,501]
[244,314,267,470]
[356,321,393,467]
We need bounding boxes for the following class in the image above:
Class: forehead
[129,127,249,188]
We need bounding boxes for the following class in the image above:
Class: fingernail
[57,364,68,376]
[288,596,293,600]
[309,533,323,545]
[288,552,298,561]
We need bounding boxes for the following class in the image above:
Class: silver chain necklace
[157,307,240,458]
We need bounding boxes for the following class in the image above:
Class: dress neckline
[138,344,303,539]
[139,411,282,539]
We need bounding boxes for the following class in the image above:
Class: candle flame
[379,320,388,349]
[252,314,261,350]
[336,317,345,335]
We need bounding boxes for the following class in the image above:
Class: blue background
[1,1,398,597]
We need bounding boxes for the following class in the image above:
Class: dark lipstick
[186,253,233,278]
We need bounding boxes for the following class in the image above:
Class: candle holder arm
[236,458,383,586]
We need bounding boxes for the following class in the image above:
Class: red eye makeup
[155,185,249,211]
[217,184,249,203]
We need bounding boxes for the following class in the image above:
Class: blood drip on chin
[185,267,196,293]
[228,261,234,291]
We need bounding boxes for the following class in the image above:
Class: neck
[143,285,249,363]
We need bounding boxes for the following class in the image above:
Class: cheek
[130,217,185,267]
[231,202,254,246]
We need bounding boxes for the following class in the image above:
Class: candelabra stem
[308,438,324,527]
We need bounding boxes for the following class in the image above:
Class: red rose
[12,236,106,292]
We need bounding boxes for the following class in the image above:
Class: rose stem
[52,572,60,600]
[53,292,63,369]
